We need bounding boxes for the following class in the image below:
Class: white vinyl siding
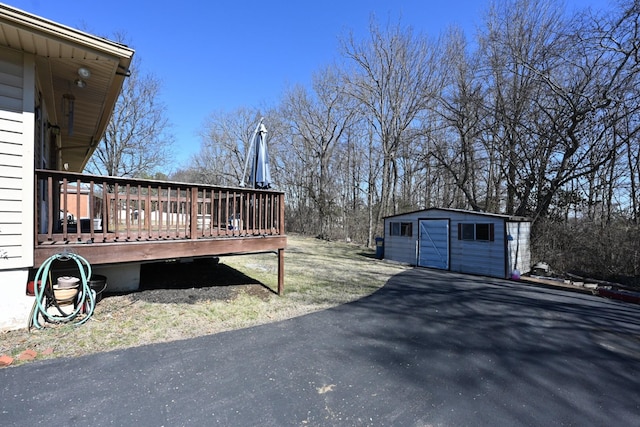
[0,47,35,269]
[0,50,22,112]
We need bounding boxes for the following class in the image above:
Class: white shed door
[418,219,449,269]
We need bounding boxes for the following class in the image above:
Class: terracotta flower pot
[26,280,41,296]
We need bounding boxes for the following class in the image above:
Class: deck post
[277,193,285,295]
[277,248,285,295]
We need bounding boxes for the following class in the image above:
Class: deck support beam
[34,236,287,266]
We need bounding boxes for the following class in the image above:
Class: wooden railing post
[101,180,108,241]
[47,176,53,238]
[190,186,198,240]
[278,193,285,236]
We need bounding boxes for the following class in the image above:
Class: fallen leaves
[0,347,55,368]
[17,349,37,361]
[0,354,13,367]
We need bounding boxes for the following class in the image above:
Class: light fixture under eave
[77,67,91,79]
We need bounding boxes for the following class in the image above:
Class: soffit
[0,4,134,172]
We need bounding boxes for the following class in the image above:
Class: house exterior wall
[0,5,135,331]
[384,208,531,279]
[0,47,36,331]
[0,47,35,270]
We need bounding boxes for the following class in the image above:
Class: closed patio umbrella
[251,122,271,189]
[241,118,272,189]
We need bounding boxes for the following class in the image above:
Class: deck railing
[35,169,285,245]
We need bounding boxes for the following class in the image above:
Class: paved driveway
[1,269,639,426]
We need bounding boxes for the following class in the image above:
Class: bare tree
[341,17,443,223]
[478,0,566,216]
[87,56,174,178]
[431,26,491,212]
[621,108,640,223]
[337,120,375,243]
[185,107,262,186]
[526,0,640,220]
[281,66,355,238]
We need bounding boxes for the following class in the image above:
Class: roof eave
[0,3,134,171]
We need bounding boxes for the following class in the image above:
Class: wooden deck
[34,169,286,293]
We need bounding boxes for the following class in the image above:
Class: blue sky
[8,0,611,166]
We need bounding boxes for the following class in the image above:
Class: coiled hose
[29,252,95,330]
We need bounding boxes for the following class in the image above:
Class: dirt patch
[122,259,273,304]
[123,284,272,306]
[139,258,260,289]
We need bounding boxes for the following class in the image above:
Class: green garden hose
[29,252,95,330]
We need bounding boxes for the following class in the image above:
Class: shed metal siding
[450,219,506,278]
[507,221,531,276]
[418,219,449,269]
[384,208,531,279]
[384,212,419,265]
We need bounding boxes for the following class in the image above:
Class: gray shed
[383,208,531,279]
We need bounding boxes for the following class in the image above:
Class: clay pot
[53,276,80,304]
[52,285,78,304]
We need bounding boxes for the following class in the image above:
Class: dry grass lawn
[0,234,408,366]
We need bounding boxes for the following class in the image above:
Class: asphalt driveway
[1,268,639,426]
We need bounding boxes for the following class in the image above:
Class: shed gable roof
[384,207,530,222]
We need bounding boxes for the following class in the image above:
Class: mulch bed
[111,258,274,305]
